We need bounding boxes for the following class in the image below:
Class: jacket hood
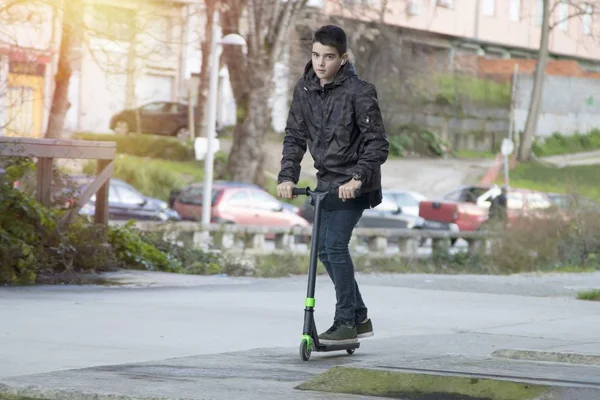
[302,59,357,90]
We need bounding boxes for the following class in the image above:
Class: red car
[171,182,310,228]
[419,184,556,232]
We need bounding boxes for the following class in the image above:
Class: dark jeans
[317,208,368,327]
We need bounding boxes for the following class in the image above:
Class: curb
[492,349,600,366]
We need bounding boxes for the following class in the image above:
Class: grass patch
[501,163,600,202]
[73,132,195,161]
[577,289,600,301]
[82,153,229,202]
[533,129,600,157]
[296,366,549,400]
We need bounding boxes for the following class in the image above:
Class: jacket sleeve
[278,82,307,184]
[353,83,389,184]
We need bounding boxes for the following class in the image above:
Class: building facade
[0,2,55,137]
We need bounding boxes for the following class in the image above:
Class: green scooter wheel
[299,339,311,361]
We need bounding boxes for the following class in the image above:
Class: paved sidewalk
[2,271,600,399]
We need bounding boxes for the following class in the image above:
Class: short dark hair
[313,25,347,57]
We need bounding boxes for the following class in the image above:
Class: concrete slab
[2,271,600,399]
[2,335,600,400]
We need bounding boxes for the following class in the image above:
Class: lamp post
[201,10,246,226]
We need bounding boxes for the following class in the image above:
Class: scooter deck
[315,342,360,352]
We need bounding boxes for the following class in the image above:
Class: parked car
[298,192,428,230]
[384,189,428,217]
[419,184,555,234]
[109,101,196,139]
[169,181,300,216]
[60,176,181,222]
[546,192,600,213]
[171,182,310,228]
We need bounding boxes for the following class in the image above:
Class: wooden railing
[0,137,116,225]
[121,221,493,257]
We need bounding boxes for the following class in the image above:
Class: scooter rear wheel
[299,339,311,361]
[346,348,355,355]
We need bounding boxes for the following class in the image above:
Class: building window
[558,0,568,31]
[89,5,136,42]
[509,0,521,21]
[583,3,592,35]
[431,0,454,9]
[482,0,495,16]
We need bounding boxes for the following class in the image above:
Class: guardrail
[117,221,493,257]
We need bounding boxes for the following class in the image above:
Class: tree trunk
[195,0,217,138]
[518,0,550,162]
[45,2,76,139]
[226,63,273,185]
[221,3,248,124]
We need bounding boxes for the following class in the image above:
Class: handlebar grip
[292,187,310,196]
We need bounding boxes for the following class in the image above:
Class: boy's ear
[341,54,349,65]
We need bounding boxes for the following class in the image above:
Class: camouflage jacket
[277,61,389,202]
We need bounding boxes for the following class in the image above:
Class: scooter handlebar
[292,187,310,196]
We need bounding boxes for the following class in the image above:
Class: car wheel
[114,120,130,135]
[174,126,190,141]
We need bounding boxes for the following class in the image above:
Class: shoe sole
[357,331,374,339]
[319,337,359,346]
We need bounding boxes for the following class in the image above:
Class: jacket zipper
[319,88,326,184]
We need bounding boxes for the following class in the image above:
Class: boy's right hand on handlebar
[277,181,296,199]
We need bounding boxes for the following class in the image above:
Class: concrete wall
[388,104,510,152]
[514,74,600,137]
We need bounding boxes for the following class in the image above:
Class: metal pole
[508,63,519,142]
[503,153,509,186]
[201,10,221,226]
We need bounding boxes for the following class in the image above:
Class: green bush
[73,132,195,161]
[532,129,600,157]
[0,162,221,285]
[388,124,451,158]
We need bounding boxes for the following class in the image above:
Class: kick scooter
[292,186,360,361]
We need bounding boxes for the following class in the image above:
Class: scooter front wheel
[346,348,355,355]
[299,339,311,361]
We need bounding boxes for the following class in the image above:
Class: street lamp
[201,10,246,226]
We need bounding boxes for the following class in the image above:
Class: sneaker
[357,318,374,339]
[318,323,358,345]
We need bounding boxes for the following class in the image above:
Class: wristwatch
[352,171,364,182]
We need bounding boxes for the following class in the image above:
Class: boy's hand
[339,179,362,201]
[277,181,296,199]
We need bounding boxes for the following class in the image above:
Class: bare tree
[519,0,600,161]
[221,0,308,185]
[0,0,197,139]
[45,0,79,138]
[194,0,219,138]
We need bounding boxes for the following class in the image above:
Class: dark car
[109,101,197,139]
[299,192,422,230]
[61,176,181,222]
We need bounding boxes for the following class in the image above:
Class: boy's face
[312,42,347,83]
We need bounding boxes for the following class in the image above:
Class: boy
[277,25,389,345]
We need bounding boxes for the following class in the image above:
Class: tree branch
[548,0,600,29]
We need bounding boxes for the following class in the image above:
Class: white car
[384,190,428,217]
